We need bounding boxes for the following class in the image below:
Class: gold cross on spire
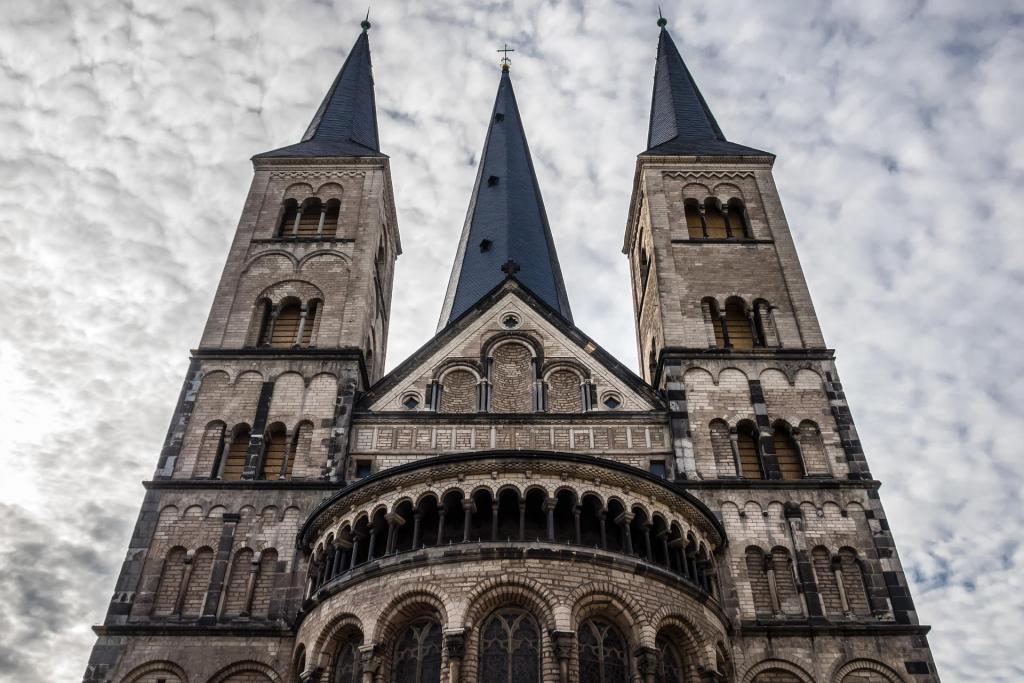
[497,43,515,71]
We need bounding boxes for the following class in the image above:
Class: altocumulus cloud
[0,1,1020,680]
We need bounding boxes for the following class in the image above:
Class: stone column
[491,500,499,540]
[317,205,328,235]
[573,506,582,545]
[358,644,380,683]
[518,501,526,541]
[635,646,660,683]
[598,509,607,549]
[444,628,466,683]
[201,513,239,624]
[241,554,260,616]
[294,304,309,347]
[437,509,447,545]
[617,512,634,555]
[461,499,476,542]
[544,498,557,541]
[552,630,575,683]
[412,511,423,549]
[386,513,405,555]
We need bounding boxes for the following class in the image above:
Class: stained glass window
[393,618,442,683]
[332,634,362,683]
[656,635,685,683]
[578,618,629,683]
[479,608,541,683]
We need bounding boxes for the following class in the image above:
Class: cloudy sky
[0,0,1020,680]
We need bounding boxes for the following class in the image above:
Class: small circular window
[602,394,622,410]
[401,394,420,410]
[501,313,521,329]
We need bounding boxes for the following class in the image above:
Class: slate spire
[256,21,382,158]
[437,65,572,329]
[645,22,770,156]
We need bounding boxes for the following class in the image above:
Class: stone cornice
[736,621,930,638]
[92,623,293,637]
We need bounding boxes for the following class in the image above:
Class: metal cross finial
[497,43,515,71]
[501,259,521,276]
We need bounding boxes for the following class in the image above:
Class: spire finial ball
[657,16,667,28]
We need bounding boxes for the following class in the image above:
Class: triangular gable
[361,279,663,412]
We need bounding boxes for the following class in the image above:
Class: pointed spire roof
[437,66,572,329]
[644,23,770,157]
[256,22,383,158]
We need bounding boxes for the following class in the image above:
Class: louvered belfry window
[271,302,301,347]
[704,201,728,239]
[479,608,541,683]
[221,426,250,481]
[296,199,323,236]
[724,300,754,349]
[737,428,763,480]
[260,424,287,480]
[392,618,442,683]
[578,618,629,683]
[772,426,805,480]
[684,199,704,239]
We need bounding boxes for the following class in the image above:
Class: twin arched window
[684,198,751,240]
[256,298,320,348]
[277,197,341,238]
[704,297,776,349]
[726,421,805,481]
[212,422,304,481]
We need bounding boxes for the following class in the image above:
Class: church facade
[83,18,940,683]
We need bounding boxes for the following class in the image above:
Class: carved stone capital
[443,628,467,660]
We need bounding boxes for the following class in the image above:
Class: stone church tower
[84,18,940,683]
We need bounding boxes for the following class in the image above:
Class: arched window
[152,546,187,616]
[221,548,254,617]
[655,633,686,683]
[838,548,872,617]
[301,300,320,347]
[181,547,214,617]
[332,632,363,683]
[752,299,775,347]
[297,199,323,236]
[702,298,724,348]
[723,298,753,349]
[704,199,728,239]
[200,421,227,478]
[260,423,287,480]
[277,199,299,237]
[772,424,804,480]
[684,199,704,239]
[253,556,276,617]
[639,246,651,292]
[221,425,250,481]
[771,547,803,616]
[709,420,735,477]
[726,199,750,238]
[578,618,629,683]
[479,608,541,683]
[323,199,341,237]
[736,423,763,480]
[392,618,442,683]
[812,546,843,617]
[745,547,773,617]
[254,298,273,346]
[270,301,301,348]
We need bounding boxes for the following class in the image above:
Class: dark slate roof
[255,29,383,159]
[437,68,572,329]
[644,27,771,157]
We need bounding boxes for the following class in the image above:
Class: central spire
[438,63,572,329]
